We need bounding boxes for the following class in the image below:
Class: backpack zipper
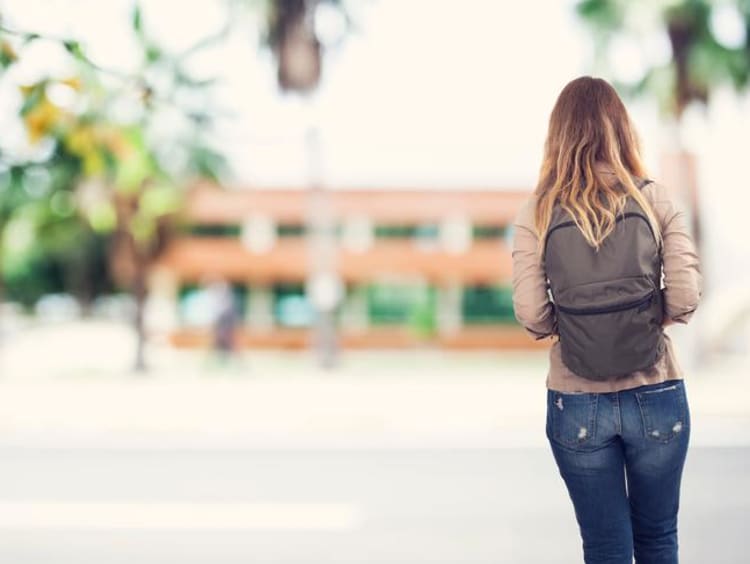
[555,289,655,315]
[540,178,658,259]
[543,212,656,256]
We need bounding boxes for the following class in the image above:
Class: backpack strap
[633,177,662,256]
[637,177,654,190]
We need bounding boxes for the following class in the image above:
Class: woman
[511,76,702,563]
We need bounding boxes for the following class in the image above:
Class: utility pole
[268,0,345,368]
[305,121,341,369]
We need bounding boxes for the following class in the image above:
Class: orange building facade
[149,183,548,350]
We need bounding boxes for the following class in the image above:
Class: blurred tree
[576,0,750,117]
[0,159,112,309]
[261,0,353,92]
[268,0,323,91]
[576,0,750,271]
[0,0,357,369]
[0,3,228,370]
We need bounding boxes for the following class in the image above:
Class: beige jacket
[511,175,703,393]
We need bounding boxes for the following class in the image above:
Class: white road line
[0,502,365,531]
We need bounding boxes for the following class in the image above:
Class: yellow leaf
[60,76,82,91]
[18,83,36,97]
[1,40,17,62]
[22,100,62,144]
[83,151,106,176]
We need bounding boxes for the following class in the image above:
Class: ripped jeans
[546,379,690,564]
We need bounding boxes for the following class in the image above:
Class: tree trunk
[0,240,4,371]
[0,232,11,380]
[132,247,148,373]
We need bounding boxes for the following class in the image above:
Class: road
[0,322,748,561]
[0,446,746,563]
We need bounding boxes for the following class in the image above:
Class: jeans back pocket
[547,391,598,448]
[635,381,689,444]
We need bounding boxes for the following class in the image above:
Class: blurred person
[205,278,239,365]
[511,76,702,564]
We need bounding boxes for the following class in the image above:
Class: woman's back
[512,172,702,391]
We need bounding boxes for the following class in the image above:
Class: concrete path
[0,447,746,563]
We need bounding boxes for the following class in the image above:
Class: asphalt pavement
[0,446,746,564]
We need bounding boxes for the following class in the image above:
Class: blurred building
[149,183,547,350]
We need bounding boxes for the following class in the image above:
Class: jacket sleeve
[648,182,703,324]
[510,197,557,340]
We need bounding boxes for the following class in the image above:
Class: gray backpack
[542,178,666,381]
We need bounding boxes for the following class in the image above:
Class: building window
[186,224,241,237]
[472,225,508,240]
[178,283,246,326]
[277,223,307,237]
[462,285,515,324]
[374,224,416,238]
[273,283,313,327]
[374,224,439,240]
[366,283,436,335]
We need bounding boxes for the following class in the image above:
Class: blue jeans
[546,379,691,564]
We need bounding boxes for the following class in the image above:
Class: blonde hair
[534,76,662,260]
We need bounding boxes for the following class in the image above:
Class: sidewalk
[0,320,748,449]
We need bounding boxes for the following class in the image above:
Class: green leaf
[145,45,162,63]
[19,82,45,115]
[175,71,218,89]
[727,48,750,89]
[576,0,624,30]
[132,3,143,36]
[129,211,156,243]
[189,145,227,182]
[63,40,86,61]
[0,40,17,69]
[115,130,153,192]
[2,212,36,263]
[82,150,106,177]
[140,182,181,217]
[87,201,117,233]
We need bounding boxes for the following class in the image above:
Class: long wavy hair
[534,76,662,260]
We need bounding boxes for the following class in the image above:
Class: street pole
[304,106,340,370]
[268,0,346,369]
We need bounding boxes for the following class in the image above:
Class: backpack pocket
[554,276,665,381]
